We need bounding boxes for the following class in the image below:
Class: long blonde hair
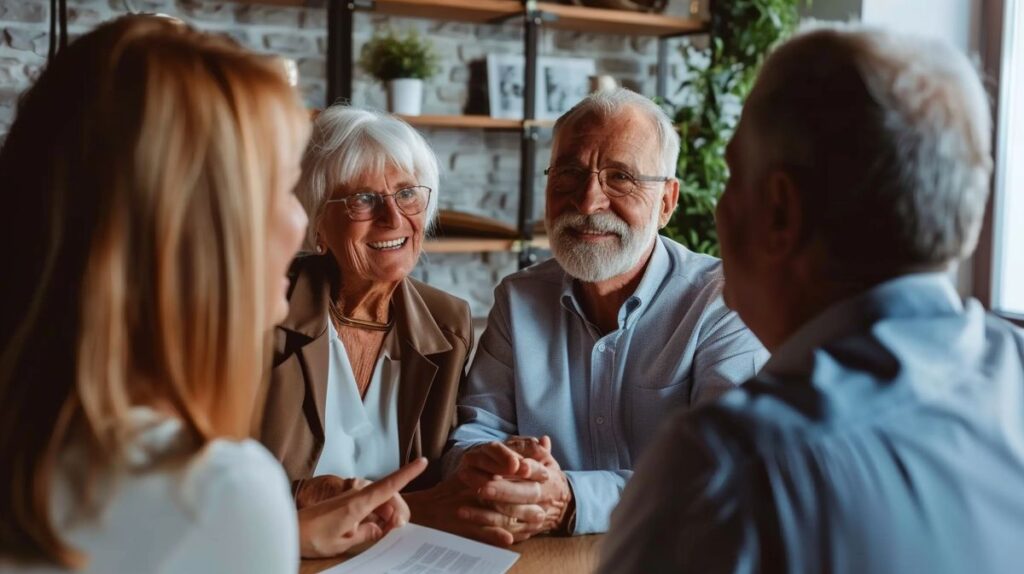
[0,15,309,566]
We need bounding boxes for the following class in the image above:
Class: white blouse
[0,408,298,574]
[312,320,402,481]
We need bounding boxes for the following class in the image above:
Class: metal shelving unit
[237,0,708,266]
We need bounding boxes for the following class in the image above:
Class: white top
[0,408,298,574]
[313,320,402,481]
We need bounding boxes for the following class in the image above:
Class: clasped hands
[292,436,572,557]
[407,435,572,547]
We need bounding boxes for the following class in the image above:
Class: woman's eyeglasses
[324,185,432,222]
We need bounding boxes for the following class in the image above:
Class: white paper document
[324,523,519,574]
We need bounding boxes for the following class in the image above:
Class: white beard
[546,205,660,283]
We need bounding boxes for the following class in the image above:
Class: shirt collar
[763,272,964,378]
[559,236,671,330]
[277,255,451,357]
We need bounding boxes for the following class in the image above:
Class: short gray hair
[748,23,992,274]
[552,87,680,178]
[296,105,440,249]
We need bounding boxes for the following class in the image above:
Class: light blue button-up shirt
[601,273,1024,573]
[444,236,768,534]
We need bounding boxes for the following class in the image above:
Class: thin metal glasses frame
[324,186,432,221]
[543,165,672,197]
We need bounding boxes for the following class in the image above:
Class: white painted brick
[67,5,105,27]
[234,5,303,28]
[303,6,327,30]
[3,27,47,56]
[0,0,47,24]
[598,56,643,76]
[630,36,655,54]
[263,32,315,54]
[428,21,475,39]
[125,1,176,13]
[450,152,493,173]
[174,0,234,23]
[296,56,324,82]
[476,23,520,42]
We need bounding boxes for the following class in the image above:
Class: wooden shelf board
[424,236,549,253]
[425,238,518,253]
[230,1,706,37]
[537,3,705,36]
[399,114,523,130]
[230,0,324,6]
[374,0,522,23]
[524,119,556,129]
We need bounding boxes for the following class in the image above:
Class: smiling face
[318,164,426,285]
[545,107,678,283]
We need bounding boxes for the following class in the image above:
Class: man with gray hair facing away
[601,23,1024,573]
[433,88,766,545]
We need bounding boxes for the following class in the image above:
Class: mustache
[550,212,630,237]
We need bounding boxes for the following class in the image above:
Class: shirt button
[596,344,605,352]
[596,416,605,425]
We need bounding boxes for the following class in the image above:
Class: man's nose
[574,172,610,215]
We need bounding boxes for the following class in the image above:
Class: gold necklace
[328,300,393,332]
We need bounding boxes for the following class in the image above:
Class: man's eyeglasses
[544,166,671,198]
[324,185,432,222]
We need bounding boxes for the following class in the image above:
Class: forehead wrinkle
[554,109,659,172]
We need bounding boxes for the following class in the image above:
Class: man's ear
[658,178,680,228]
[763,170,804,259]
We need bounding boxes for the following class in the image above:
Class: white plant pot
[387,78,423,116]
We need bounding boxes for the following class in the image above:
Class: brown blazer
[258,255,473,491]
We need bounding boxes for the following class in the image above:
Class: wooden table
[299,534,603,574]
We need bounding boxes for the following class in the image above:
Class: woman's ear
[314,229,326,254]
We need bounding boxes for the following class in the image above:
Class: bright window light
[994,0,1024,317]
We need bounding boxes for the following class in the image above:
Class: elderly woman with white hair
[258,105,473,557]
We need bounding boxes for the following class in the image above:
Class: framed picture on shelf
[486,53,526,119]
[487,55,597,120]
[538,57,596,120]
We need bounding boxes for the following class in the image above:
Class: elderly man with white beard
[432,88,767,544]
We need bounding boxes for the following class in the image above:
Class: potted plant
[359,28,440,116]
[661,0,807,255]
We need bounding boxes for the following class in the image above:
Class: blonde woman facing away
[0,16,424,573]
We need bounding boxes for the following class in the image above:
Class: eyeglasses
[544,166,671,198]
[324,185,432,222]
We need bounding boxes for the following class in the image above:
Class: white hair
[296,105,440,249]
[748,22,992,273]
[552,87,680,178]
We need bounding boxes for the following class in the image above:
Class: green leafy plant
[359,28,440,82]
[661,0,807,256]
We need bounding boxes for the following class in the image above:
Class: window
[992,0,1024,319]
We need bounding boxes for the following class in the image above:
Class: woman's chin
[367,265,413,284]
[365,253,417,283]
[269,297,290,328]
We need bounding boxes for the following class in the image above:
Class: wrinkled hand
[405,476,546,547]
[459,436,573,541]
[295,475,371,510]
[297,458,425,558]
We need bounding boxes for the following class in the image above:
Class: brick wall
[0,0,687,317]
